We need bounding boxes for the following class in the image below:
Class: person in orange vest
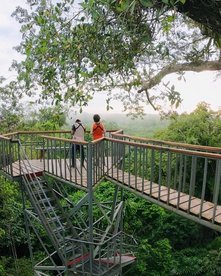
[91,114,106,166]
[90,114,106,140]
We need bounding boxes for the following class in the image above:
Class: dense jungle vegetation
[1,0,221,274]
[1,103,221,275]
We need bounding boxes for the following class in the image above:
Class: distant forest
[67,113,170,137]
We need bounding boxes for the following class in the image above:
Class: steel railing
[105,136,221,230]
[2,130,221,231]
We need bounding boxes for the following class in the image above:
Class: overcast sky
[1,0,221,115]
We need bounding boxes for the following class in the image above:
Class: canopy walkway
[1,130,221,275]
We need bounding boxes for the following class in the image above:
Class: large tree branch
[138,60,221,93]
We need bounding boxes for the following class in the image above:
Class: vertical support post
[166,151,172,204]
[9,139,13,176]
[16,140,22,177]
[128,145,131,188]
[119,188,123,276]
[20,180,34,270]
[212,159,221,223]
[87,143,94,272]
[173,153,179,189]
[177,154,183,208]
[182,155,187,192]
[110,185,119,221]
[188,156,197,212]
[43,138,46,171]
[150,148,155,195]
[199,158,208,218]
[158,150,163,200]
[141,147,146,194]
[134,146,137,190]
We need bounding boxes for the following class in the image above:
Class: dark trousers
[72,144,85,167]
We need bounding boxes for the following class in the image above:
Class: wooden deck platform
[8,157,111,189]
[9,159,88,188]
[109,168,221,225]
[4,158,221,227]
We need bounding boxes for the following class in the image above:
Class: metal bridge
[1,129,221,275]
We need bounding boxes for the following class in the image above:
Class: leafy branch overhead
[9,0,221,115]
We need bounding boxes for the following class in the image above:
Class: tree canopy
[3,0,221,116]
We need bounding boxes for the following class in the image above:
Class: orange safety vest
[92,123,104,140]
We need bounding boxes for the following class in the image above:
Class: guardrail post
[87,143,94,273]
[9,139,14,177]
[212,159,221,222]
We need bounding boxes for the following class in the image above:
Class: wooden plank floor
[42,156,113,188]
[5,159,221,225]
[8,157,111,189]
[108,168,221,225]
[9,159,89,188]
[45,158,88,188]
[9,159,44,176]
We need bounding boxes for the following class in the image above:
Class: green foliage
[171,246,221,276]
[0,256,33,276]
[123,194,167,236]
[0,78,26,133]
[151,212,204,249]
[0,105,68,134]
[152,103,221,201]
[94,180,117,201]
[69,189,86,204]
[0,107,25,134]
[12,0,146,108]
[155,102,221,147]
[134,238,174,275]
[0,177,34,275]
[0,176,26,248]
[208,236,221,250]
[24,105,68,130]
[118,185,220,275]
[8,0,219,116]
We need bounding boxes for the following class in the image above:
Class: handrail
[111,132,221,153]
[4,130,70,135]
[0,135,11,140]
[5,129,220,153]
[91,137,104,144]
[2,132,19,137]
[40,135,89,145]
[109,129,124,135]
[106,137,221,159]
[2,129,221,167]
[2,129,120,137]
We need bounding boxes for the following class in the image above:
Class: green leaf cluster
[6,0,219,116]
[155,102,221,147]
[0,176,26,248]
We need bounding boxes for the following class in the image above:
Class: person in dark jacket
[71,119,85,167]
